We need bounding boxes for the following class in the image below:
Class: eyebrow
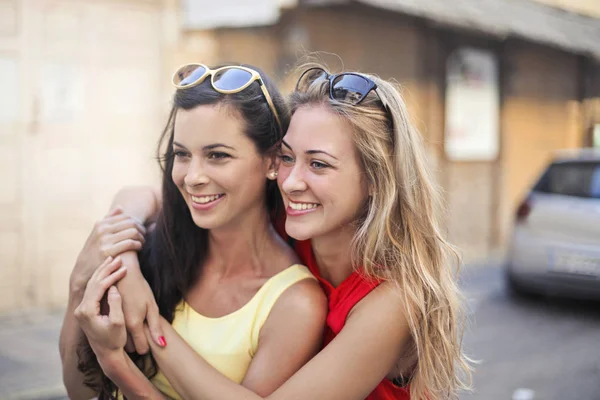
[281,140,293,151]
[173,141,235,151]
[281,140,339,161]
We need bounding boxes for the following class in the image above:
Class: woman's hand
[70,207,146,297]
[74,258,168,400]
[74,256,128,358]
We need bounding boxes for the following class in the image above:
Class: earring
[269,171,278,179]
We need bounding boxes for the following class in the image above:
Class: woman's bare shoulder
[348,280,407,326]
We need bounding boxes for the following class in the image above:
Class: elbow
[63,379,91,400]
[62,366,97,400]
[62,366,79,399]
[61,346,97,400]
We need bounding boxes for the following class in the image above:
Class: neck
[206,203,275,277]
[310,225,357,287]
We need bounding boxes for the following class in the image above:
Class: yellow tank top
[151,264,315,399]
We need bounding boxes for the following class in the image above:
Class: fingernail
[158,336,167,347]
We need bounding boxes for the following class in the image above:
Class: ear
[364,175,375,197]
[265,152,279,181]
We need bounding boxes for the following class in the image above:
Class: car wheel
[505,271,537,299]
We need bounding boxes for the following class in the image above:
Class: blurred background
[0,0,599,399]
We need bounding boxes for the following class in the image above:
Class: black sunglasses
[295,67,391,112]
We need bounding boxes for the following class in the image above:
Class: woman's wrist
[119,252,143,274]
[96,348,128,380]
[68,277,86,304]
[96,347,163,399]
[69,259,96,299]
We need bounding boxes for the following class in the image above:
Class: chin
[190,214,220,230]
[285,221,318,241]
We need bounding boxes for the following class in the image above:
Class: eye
[173,150,189,158]
[310,160,329,169]
[208,151,230,160]
[278,154,294,164]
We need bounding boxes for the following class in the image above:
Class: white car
[506,148,600,300]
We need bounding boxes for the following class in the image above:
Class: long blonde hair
[288,64,473,399]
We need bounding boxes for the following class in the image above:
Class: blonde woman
[76,64,472,399]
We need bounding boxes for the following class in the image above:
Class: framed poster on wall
[445,48,500,161]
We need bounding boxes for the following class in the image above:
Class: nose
[280,163,308,195]
[184,158,209,188]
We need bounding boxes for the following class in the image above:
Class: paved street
[0,311,66,400]
[460,263,600,400]
[1,262,599,399]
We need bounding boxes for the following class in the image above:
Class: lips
[286,200,320,216]
[191,194,224,204]
[189,193,225,211]
[289,201,319,211]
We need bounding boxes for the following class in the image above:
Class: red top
[294,239,411,400]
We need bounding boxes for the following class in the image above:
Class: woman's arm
[240,280,326,396]
[60,208,148,397]
[95,343,166,399]
[109,186,166,354]
[73,257,166,400]
[147,282,410,400]
[59,288,96,400]
[75,185,165,354]
[109,186,162,226]
[149,279,327,399]
[60,186,162,397]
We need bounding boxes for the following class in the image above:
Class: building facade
[1,0,599,312]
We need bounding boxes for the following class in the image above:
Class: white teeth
[191,194,222,204]
[289,201,318,211]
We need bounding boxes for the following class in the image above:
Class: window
[535,162,600,199]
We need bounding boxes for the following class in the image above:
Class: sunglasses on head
[295,67,391,112]
[172,63,282,134]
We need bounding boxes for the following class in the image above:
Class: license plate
[550,251,600,277]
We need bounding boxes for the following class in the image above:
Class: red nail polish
[159,336,167,347]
